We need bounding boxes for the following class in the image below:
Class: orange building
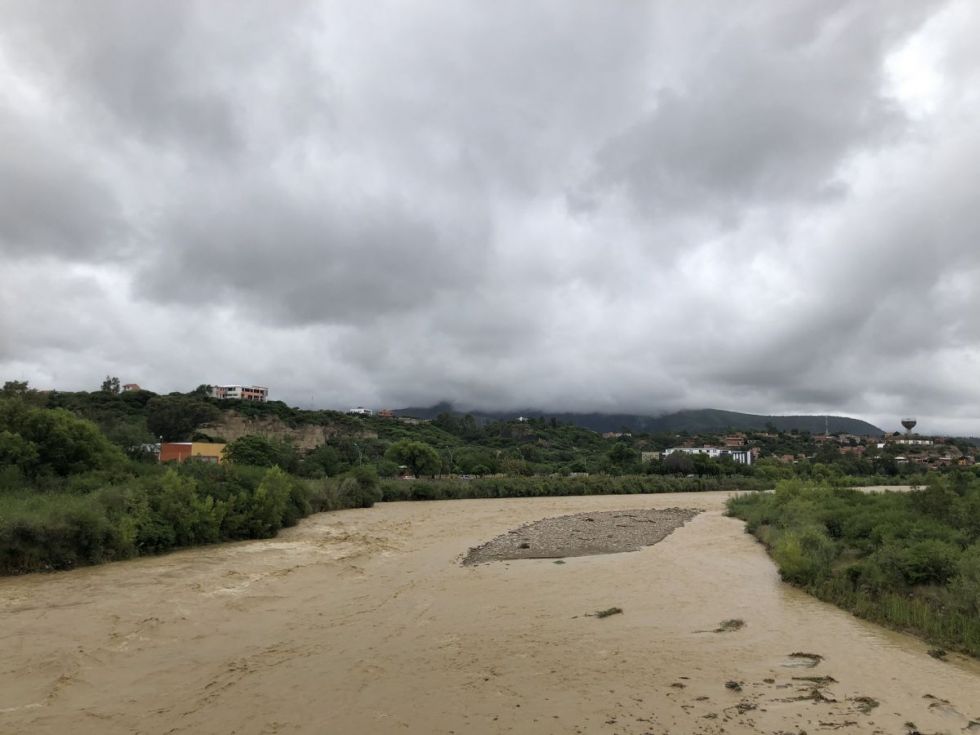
[159,442,227,464]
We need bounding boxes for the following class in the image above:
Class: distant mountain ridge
[394,403,885,437]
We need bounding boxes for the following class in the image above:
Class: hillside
[394,404,885,436]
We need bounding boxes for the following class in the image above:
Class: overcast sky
[2,1,979,434]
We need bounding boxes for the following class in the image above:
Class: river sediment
[2,491,978,734]
[462,507,700,564]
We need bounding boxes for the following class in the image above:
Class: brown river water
[2,490,979,734]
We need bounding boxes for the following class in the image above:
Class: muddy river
[2,491,979,734]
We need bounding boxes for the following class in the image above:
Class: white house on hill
[663,446,753,465]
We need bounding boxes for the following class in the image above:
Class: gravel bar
[462,507,701,565]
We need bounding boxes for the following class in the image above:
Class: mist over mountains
[394,403,885,437]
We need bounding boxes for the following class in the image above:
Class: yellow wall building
[159,442,227,463]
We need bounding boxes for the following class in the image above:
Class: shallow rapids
[2,491,979,734]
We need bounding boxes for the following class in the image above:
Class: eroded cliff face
[197,411,377,450]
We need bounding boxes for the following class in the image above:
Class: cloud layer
[2,0,979,434]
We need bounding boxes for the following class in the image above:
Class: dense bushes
[224,434,298,472]
[379,474,769,502]
[0,464,373,575]
[339,466,383,508]
[0,401,126,477]
[0,461,761,575]
[728,478,980,656]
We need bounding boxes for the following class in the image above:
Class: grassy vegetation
[728,479,980,657]
[378,475,768,502]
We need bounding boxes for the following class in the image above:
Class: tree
[662,451,695,474]
[146,396,220,441]
[224,434,296,470]
[1,380,43,406]
[249,467,292,536]
[385,440,441,478]
[499,457,533,476]
[0,430,39,475]
[299,444,343,477]
[608,442,638,465]
[690,453,721,477]
[101,376,121,395]
[339,465,382,508]
[456,447,497,475]
[0,402,124,476]
[2,380,30,397]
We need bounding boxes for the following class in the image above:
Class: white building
[209,385,268,402]
[347,407,374,416]
[663,446,753,465]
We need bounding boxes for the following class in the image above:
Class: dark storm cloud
[1,0,979,433]
[584,2,936,221]
[0,1,312,155]
[0,102,122,259]
[137,178,488,326]
[0,155,120,260]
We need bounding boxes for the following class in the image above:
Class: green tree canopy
[385,439,441,478]
[224,434,296,470]
[146,396,220,441]
[662,451,695,475]
[2,380,31,397]
[0,401,125,476]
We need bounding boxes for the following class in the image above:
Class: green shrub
[772,526,836,585]
[729,478,980,657]
[873,539,960,587]
[338,466,383,508]
[249,467,292,537]
[950,544,980,615]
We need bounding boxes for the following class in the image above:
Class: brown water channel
[2,491,979,734]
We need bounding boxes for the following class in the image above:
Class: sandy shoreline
[2,490,978,733]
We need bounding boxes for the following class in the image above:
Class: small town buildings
[159,442,226,464]
[122,383,141,392]
[347,407,373,416]
[640,451,662,463]
[209,385,268,402]
[663,446,753,465]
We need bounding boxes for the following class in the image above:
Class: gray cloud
[584,2,937,221]
[0,107,122,259]
[1,0,979,434]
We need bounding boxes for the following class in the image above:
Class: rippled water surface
[2,491,978,733]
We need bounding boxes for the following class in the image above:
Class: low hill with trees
[394,404,885,436]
